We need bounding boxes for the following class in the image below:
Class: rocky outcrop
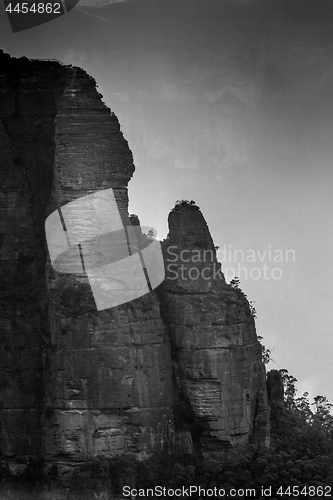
[267,369,285,429]
[0,50,269,473]
[0,51,65,464]
[159,202,270,459]
[0,51,173,474]
[267,370,285,409]
[43,63,175,466]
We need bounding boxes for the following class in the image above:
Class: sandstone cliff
[0,50,173,475]
[158,202,269,459]
[267,369,285,432]
[0,50,269,475]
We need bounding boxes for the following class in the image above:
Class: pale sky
[1,0,332,407]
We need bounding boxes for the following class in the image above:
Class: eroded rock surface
[0,51,173,473]
[0,51,65,462]
[0,51,269,473]
[159,202,270,458]
[267,369,285,430]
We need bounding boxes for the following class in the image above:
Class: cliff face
[0,50,269,472]
[159,203,269,458]
[0,51,173,473]
[0,52,65,463]
[267,369,285,431]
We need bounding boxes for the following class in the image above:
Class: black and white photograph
[1,0,333,498]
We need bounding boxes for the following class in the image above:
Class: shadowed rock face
[0,50,269,472]
[267,370,284,408]
[0,50,173,471]
[267,369,285,430]
[0,51,65,461]
[159,202,270,458]
[43,60,174,464]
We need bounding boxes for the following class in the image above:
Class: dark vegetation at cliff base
[76,376,333,497]
[1,370,333,499]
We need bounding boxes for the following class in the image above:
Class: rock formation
[0,50,173,475]
[0,50,269,475]
[158,201,270,459]
[267,369,285,430]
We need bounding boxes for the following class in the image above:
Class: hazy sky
[1,0,333,406]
